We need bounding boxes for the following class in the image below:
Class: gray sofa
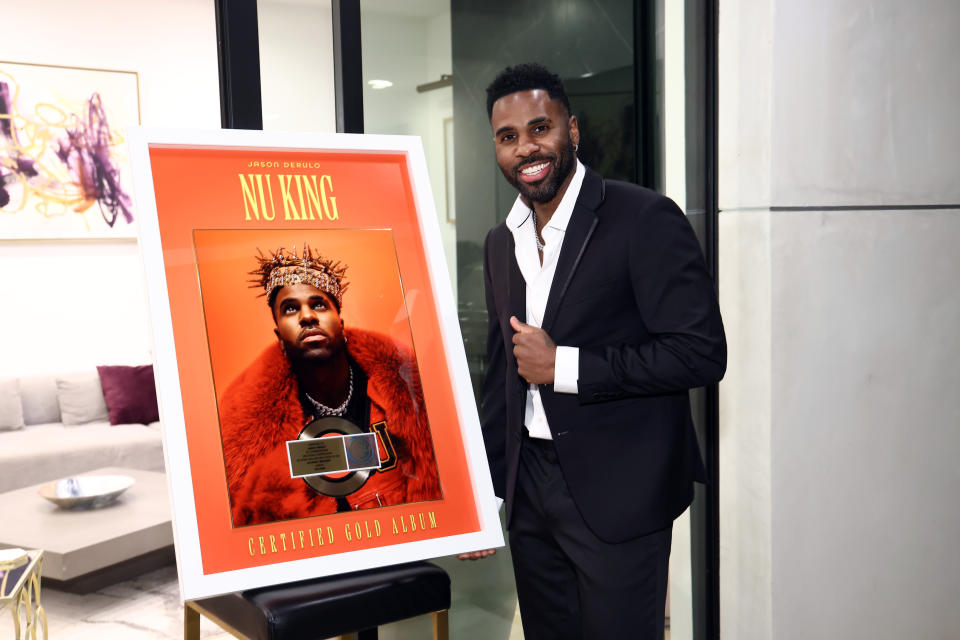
[0,373,165,493]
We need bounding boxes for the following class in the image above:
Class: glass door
[354,1,718,637]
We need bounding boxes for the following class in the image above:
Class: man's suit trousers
[509,434,672,639]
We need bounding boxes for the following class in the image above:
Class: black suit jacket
[481,167,726,543]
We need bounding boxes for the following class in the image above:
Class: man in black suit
[459,63,726,639]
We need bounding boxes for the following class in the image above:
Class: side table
[0,549,47,640]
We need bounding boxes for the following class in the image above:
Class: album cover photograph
[194,229,442,527]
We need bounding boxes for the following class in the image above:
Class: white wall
[0,0,221,376]
[0,241,155,375]
[720,1,960,637]
[769,209,960,639]
[718,0,775,636]
[258,0,337,133]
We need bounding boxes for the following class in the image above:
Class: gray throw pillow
[0,378,25,431]
[55,373,109,426]
[19,376,61,425]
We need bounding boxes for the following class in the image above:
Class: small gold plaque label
[288,439,348,477]
[287,433,381,477]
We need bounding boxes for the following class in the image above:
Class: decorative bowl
[38,475,135,510]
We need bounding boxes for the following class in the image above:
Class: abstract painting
[0,61,140,238]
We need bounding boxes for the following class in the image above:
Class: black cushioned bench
[184,561,450,640]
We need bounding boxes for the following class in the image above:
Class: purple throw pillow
[96,365,160,425]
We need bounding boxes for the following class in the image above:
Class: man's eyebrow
[494,124,516,137]
[278,294,328,307]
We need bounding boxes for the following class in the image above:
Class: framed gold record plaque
[128,129,502,599]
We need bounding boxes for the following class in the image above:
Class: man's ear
[274,328,281,341]
[568,114,580,149]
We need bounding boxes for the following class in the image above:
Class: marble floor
[41,566,231,640]
[38,549,525,639]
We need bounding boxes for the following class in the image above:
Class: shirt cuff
[553,346,579,394]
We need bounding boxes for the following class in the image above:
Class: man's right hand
[458,549,497,560]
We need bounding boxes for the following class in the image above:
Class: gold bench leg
[432,609,449,640]
[184,601,200,640]
[184,600,252,640]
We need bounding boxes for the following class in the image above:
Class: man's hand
[510,316,557,384]
[458,549,497,560]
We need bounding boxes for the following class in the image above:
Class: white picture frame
[126,128,502,600]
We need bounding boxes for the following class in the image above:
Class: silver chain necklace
[531,209,545,251]
[304,365,354,417]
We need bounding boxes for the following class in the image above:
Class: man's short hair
[485,63,571,119]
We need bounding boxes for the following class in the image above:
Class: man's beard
[502,135,576,204]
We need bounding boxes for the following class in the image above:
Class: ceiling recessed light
[580,71,595,78]
[368,79,393,90]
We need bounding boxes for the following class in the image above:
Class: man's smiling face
[490,89,579,205]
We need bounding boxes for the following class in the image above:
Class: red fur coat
[219,328,442,526]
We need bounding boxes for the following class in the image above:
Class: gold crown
[250,244,348,307]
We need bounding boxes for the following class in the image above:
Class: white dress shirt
[505,160,584,440]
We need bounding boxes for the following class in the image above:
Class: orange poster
[128,130,502,599]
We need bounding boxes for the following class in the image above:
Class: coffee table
[0,467,174,593]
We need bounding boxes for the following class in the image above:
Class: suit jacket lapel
[507,231,526,324]
[542,169,604,333]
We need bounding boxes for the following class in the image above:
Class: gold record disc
[297,416,373,497]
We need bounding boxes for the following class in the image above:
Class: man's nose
[299,306,319,324]
[517,136,539,157]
